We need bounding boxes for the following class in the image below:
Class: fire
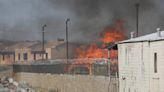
[75,19,126,59]
[110,49,118,59]
[68,19,126,74]
[100,19,126,43]
[76,44,108,58]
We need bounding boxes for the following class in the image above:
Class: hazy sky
[0,0,163,42]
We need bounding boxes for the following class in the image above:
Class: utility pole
[42,24,47,61]
[135,3,140,37]
[66,18,70,64]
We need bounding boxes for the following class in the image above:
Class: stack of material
[0,77,35,92]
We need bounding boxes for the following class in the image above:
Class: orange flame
[75,19,126,60]
[100,19,126,43]
[67,19,126,74]
[68,20,126,73]
[76,44,108,58]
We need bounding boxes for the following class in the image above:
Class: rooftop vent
[130,32,135,39]
[156,28,161,37]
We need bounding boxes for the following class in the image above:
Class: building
[0,51,15,64]
[0,40,64,64]
[10,41,39,62]
[118,29,164,92]
[15,40,63,62]
[53,42,79,59]
[0,40,17,64]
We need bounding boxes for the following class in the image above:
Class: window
[18,53,20,60]
[23,53,28,60]
[154,53,157,73]
[46,53,48,59]
[128,88,130,92]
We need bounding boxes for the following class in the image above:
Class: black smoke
[0,0,162,42]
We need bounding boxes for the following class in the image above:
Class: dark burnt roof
[0,51,15,55]
[31,51,46,54]
[108,44,117,50]
[103,42,118,50]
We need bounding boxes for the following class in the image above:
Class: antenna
[135,3,140,37]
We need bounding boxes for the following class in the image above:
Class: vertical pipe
[89,64,92,75]
[136,3,140,37]
[66,18,70,64]
[66,18,70,74]
[108,49,110,76]
[42,24,46,61]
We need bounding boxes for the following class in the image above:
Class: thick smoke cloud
[0,0,162,42]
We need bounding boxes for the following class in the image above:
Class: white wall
[118,40,164,92]
[150,41,164,92]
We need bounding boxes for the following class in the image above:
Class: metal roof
[118,30,164,43]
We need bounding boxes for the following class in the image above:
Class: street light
[42,24,47,61]
[66,18,70,64]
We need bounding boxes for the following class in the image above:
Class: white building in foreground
[118,29,164,92]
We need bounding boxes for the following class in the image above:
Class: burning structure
[0,19,127,77]
[67,20,127,75]
[5,19,126,76]
[75,20,126,59]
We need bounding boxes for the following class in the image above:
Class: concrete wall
[118,40,164,92]
[14,73,118,92]
[0,70,13,78]
[0,66,13,77]
[118,42,152,92]
[150,41,164,92]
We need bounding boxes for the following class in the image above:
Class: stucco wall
[14,73,118,92]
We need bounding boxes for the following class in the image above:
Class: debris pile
[0,77,35,92]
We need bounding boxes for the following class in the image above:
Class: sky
[0,0,163,42]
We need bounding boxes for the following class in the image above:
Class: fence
[13,63,109,76]
[0,65,12,72]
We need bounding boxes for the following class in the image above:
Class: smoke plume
[0,0,162,42]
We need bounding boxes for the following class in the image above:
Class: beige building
[15,48,32,62]
[0,40,64,64]
[118,29,164,92]
[52,43,78,59]
[9,41,39,62]
[0,41,17,64]
[14,40,63,62]
[0,51,15,64]
[15,47,56,62]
